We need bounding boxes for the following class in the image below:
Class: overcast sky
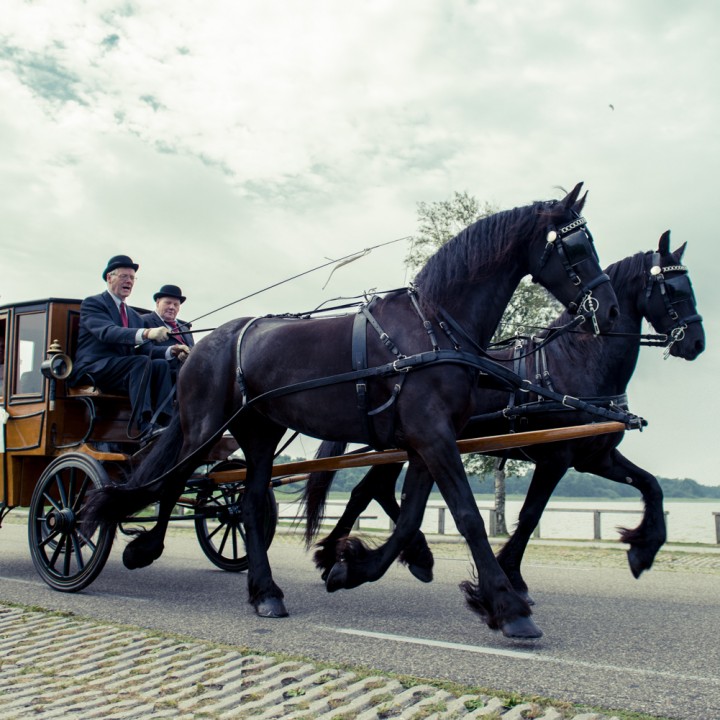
[2,1,718,487]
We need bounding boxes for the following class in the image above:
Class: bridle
[534,215,611,334]
[646,253,703,358]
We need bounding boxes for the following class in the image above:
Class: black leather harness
[234,289,645,450]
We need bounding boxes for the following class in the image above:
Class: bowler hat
[102,254,139,280]
[153,284,186,303]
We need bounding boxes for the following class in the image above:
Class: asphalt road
[1,517,719,720]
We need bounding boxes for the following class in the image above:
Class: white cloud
[1,0,719,487]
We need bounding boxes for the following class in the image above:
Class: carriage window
[14,312,45,395]
[0,317,6,397]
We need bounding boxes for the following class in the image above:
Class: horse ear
[674,241,687,261]
[561,182,584,211]
[658,230,671,255]
[575,190,588,214]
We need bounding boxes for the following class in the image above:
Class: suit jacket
[141,312,195,348]
[72,291,166,383]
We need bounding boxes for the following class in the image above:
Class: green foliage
[468,469,720,499]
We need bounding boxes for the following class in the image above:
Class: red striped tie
[119,302,129,327]
[169,320,184,344]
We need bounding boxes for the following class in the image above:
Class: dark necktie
[169,320,184,344]
[119,302,129,328]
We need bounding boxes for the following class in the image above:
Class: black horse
[303,231,705,603]
[83,183,620,639]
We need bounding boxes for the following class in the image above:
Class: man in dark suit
[71,255,176,436]
[142,284,193,378]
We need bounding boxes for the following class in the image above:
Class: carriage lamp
[40,340,73,381]
[41,340,73,411]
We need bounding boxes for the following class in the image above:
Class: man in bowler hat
[143,284,194,377]
[71,255,175,436]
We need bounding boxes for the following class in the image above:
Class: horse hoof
[408,564,433,583]
[325,561,348,592]
[627,547,649,579]
[255,598,289,618]
[501,616,543,639]
[122,544,163,570]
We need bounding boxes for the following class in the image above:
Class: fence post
[437,507,445,535]
[533,522,541,539]
[714,513,720,545]
[593,510,601,540]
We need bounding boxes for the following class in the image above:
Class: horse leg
[314,464,434,583]
[495,460,568,605]
[327,440,539,638]
[324,455,434,591]
[122,475,186,569]
[313,466,396,580]
[236,417,289,618]
[420,443,540,639]
[578,449,666,577]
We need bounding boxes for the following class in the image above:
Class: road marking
[328,627,720,686]
[0,575,149,602]
[0,576,44,586]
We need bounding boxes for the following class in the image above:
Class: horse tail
[302,440,348,547]
[82,415,185,534]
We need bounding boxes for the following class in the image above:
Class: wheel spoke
[72,476,92,513]
[70,531,86,571]
[56,470,70,509]
[37,523,60,550]
[63,534,72,576]
[206,521,225,542]
[231,525,239,559]
[48,533,65,569]
[41,491,62,514]
[75,527,97,552]
[217,523,232,555]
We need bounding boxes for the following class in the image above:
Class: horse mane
[413,200,554,310]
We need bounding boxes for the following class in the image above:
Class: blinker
[562,230,596,266]
[665,276,694,303]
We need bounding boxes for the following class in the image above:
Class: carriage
[0,296,627,593]
[0,297,276,590]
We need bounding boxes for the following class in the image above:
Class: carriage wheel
[194,460,277,572]
[28,453,115,592]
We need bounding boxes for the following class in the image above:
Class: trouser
[93,355,174,430]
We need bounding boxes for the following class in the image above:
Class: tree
[407,192,561,534]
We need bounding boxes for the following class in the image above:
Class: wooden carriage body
[0,298,141,512]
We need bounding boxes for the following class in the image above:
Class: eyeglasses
[112,272,136,282]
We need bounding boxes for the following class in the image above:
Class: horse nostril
[609,305,620,321]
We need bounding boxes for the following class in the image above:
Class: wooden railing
[279,501,670,542]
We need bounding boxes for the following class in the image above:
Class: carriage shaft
[208,421,625,485]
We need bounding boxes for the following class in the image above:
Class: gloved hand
[170,344,191,362]
[146,326,170,343]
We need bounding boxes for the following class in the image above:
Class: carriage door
[0,311,7,509]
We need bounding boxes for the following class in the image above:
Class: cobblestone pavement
[0,605,635,720]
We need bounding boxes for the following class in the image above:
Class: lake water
[279,497,720,545]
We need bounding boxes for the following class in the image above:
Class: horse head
[643,230,705,360]
[528,182,620,334]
